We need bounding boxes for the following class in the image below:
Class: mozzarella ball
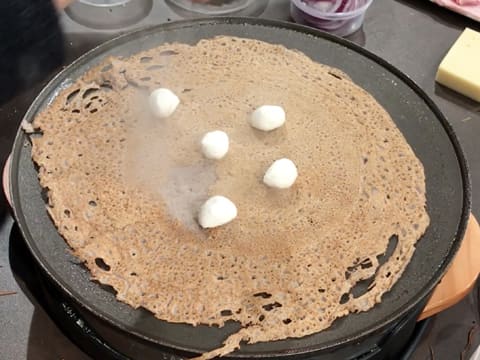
[249,105,286,131]
[263,158,298,189]
[201,130,229,160]
[149,88,180,118]
[198,196,238,229]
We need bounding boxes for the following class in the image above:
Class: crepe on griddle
[30,36,429,359]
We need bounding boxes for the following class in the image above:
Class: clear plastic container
[66,0,153,29]
[168,0,254,15]
[290,0,373,37]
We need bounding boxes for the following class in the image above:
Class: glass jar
[168,0,255,15]
[290,0,373,37]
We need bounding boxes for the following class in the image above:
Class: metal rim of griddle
[9,17,471,358]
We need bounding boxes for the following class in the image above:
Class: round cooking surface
[9,18,470,357]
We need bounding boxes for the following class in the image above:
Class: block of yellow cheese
[436,28,480,102]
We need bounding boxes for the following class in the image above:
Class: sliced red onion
[304,0,343,13]
[303,0,358,13]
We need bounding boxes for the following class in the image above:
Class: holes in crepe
[254,292,272,299]
[90,109,98,114]
[82,88,99,99]
[146,65,164,71]
[41,188,50,205]
[130,272,137,276]
[140,56,153,63]
[350,276,375,299]
[217,276,225,281]
[340,293,350,305]
[345,258,380,299]
[88,200,97,207]
[377,235,398,266]
[258,315,265,322]
[159,50,179,56]
[64,209,71,218]
[220,309,232,316]
[283,318,292,325]
[262,302,282,311]
[363,157,368,164]
[66,89,80,105]
[327,71,342,80]
[347,253,381,286]
[360,259,373,269]
[318,288,326,293]
[100,82,113,91]
[72,109,80,114]
[95,258,111,271]
[385,272,391,278]
[98,283,117,295]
